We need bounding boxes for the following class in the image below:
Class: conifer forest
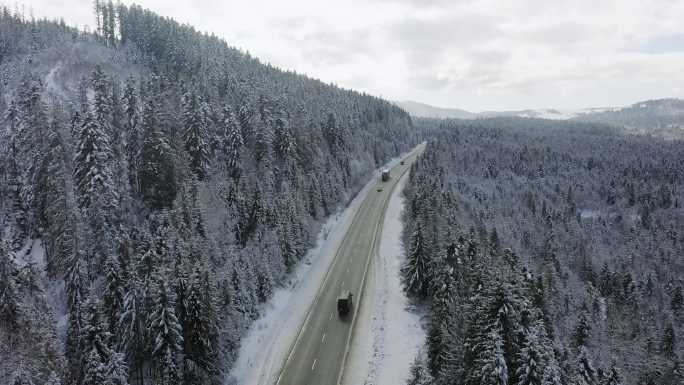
[0,2,683,385]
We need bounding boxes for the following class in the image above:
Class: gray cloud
[24,0,684,111]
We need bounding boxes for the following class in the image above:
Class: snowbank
[226,150,416,385]
[343,170,426,385]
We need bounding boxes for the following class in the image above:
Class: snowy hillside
[0,4,419,385]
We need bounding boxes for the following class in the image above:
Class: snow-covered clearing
[343,170,426,385]
[226,152,414,385]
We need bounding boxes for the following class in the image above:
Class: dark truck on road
[381,169,390,182]
[337,290,353,317]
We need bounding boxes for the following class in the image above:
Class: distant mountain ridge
[395,100,477,119]
[396,99,615,120]
[398,98,684,137]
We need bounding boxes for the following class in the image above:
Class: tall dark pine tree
[182,267,218,384]
[139,97,177,209]
[222,105,243,181]
[42,119,73,278]
[402,222,432,298]
[118,272,147,385]
[149,272,183,385]
[74,108,117,268]
[182,91,211,180]
[0,241,20,338]
[122,79,141,194]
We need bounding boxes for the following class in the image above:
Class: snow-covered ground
[342,171,426,385]
[226,151,416,385]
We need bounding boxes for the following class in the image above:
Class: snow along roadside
[343,168,427,385]
[226,151,414,385]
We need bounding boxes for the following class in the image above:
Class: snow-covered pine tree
[408,351,434,385]
[83,349,107,385]
[222,105,243,181]
[427,262,454,377]
[601,361,623,385]
[118,271,147,385]
[182,90,211,180]
[479,329,510,385]
[74,106,118,268]
[42,117,73,278]
[516,323,549,385]
[574,346,598,385]
[573,305,592,348]
[182,266,218,384]
[102,254,126,342]
[82,294,112,364]
[402,221,432,297]
[149,272,183,384]
[139,96,177,209]
[0,241,20,337]
[106,351,130,385]
[253,95,274,165]
[45,371,62,385]
[122,79,141,194]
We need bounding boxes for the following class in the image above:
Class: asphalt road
[276,146,423,385]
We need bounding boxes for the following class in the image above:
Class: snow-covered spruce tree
[121,78,141,194]
[573,305,592,349]
[102,254,126,342]
[402,220,433,298]
[253,95,274,165]
[82,294,112,365]
[182,266,218,384]
[427,262,455,377]
[0,241,20,339]
[14,76,50,243]
[479,329,510,385]
[106,351,130,385]
[139,96,177,209]
[41,118,74,278]
[601,361,623,385]
[45,371,62,385]
[83,349,107,385]
[117,271,147,385]
[661,323,676,357]
[74,106,118,269]
[408,351,434,385]
[574,346,598,385]
[182,90,211,180]
[149,272,183,384]
[516,322,558,385]
[221,105,243,181]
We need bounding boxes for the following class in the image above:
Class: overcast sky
[22,0,684,111]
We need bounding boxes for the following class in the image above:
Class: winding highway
[275,145,423,385]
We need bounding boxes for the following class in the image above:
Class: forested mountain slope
[0,4,418,385]
[402,118,683,385]
[573,99,684,139]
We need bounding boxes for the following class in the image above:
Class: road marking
[347,267,349,273]
[312,359,317,371]
[341,281,345,287]
[322,333,326,344]
[330,312,333,320]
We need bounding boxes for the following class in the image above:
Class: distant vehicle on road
[400,160,405,165]
[337,290,353,316]
[381,169,390,182]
